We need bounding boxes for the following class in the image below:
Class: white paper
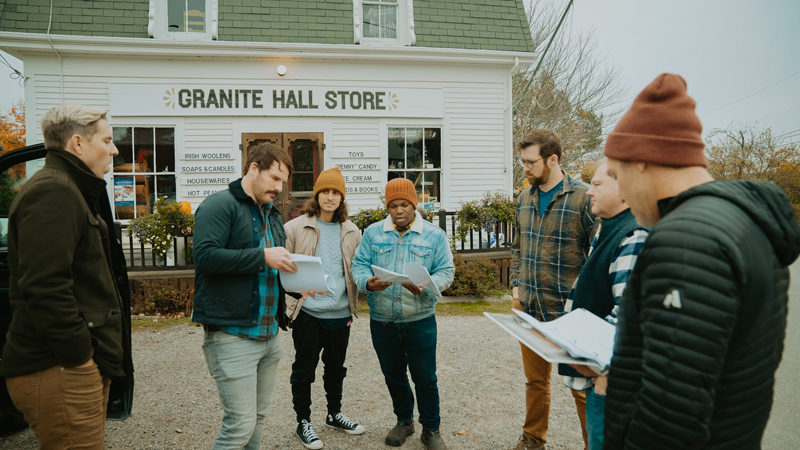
[279,254,334,293]
[484,312,606,373]
[512,308,615,370]
[370,262,443,298]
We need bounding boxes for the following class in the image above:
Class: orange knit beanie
[605,73,707,167]
[384,178,417,208]
[313,166,346,200]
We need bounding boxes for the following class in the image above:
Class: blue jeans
[370,315,440,430]
[585,387,606,450]
[202,330,283,450]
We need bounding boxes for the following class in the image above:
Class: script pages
[279,254,335,293]
[513,308,615,372]
[370,262,443,297]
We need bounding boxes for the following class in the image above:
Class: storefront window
[112,126,176,220]
[388,127,441,211]
[168,0,206,33]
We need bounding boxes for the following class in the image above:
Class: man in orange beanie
[283,166,364,449]
[602,73,800,448]
[352,177,454,450]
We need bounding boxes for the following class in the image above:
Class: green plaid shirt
[511,173,595,322]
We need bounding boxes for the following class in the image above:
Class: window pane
[133,128,154,173]
[0,158,46,248]
[291,141,314,172]
[406,128,423,169]
[155,128,175,172]
[424,128,441,169]
[156,175,176,203]
[388,128,404,169]
[420,171,441,209]
[292,173,313,192]
[113,127,133,172]
[168,0,185,32]
[113,176,135,220]
[388,171,404,181]
[187,0,206,32]
[403,171,422,205]
[363,5,380,38]
[380,5,397,38]
[136,175,155,217]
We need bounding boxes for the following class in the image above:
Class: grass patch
[131,316,192,331]
[355,300,512,317]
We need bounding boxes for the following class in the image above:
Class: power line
[707,69,800,114]
[757,104,800,122]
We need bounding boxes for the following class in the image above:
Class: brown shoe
[385,421,414,446]
[514,433,545,450]
[421,428,447,449]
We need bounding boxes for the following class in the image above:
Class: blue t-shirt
[537,180,563,218]
[301,219,350,319]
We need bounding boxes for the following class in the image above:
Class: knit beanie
[313,166,346,200]
[385,178,418,208]
[604,73,707,167]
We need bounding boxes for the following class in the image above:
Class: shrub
[443,255,506,298]
[351,206,437,230]
[129,198,194,263]
[133,279,194,317]
[454,191,515,241]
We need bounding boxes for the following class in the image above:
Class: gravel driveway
[1,316,585,449]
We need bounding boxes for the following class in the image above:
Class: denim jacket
[352,211,454,323]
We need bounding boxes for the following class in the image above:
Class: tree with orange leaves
[0,100,25,154]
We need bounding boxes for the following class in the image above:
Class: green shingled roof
[0,0,533,52]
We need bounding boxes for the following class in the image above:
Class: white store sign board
[110,83,443,118]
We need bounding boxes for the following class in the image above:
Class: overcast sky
[563,0,800,146]
[3,0,799,147]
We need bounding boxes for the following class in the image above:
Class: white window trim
[354,0,415,46]
[149,0,218,41]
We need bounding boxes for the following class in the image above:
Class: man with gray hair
[0,104,133,448]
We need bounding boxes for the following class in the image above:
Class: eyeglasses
[517,157,543,169]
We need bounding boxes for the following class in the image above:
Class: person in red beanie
[600,73,800,448]
[351,178,454,450]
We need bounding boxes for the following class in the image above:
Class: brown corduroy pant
[6,361,110,450]
[521,343,588,449]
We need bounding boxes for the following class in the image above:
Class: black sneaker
[296,419,323,449]
[325,412,366,435]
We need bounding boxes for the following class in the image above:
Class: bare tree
[513,0,625,185]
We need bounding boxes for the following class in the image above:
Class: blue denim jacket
[352,211,454,323]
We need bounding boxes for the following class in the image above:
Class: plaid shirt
[220,203,280,340]
[511,173,595,321]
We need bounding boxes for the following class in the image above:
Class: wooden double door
[241,132,324,221]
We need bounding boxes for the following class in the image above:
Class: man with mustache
[352,177,454,450]
[283,167,364,449]
[192,142,299,449]
[511,130,595,450]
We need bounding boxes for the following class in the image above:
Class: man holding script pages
[557,158,648,450]
[283,167,365,449]
[352,177,454,450]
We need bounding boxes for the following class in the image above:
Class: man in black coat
[1,104,133,447]
[602,73,800,449]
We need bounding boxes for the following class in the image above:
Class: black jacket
[604,180,800,449]
[192,178,289,328]
[1,150,132,384]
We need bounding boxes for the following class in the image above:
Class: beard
[527,165,551,187]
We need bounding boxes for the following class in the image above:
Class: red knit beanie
[385,178,418,208]
[604,73,707,167]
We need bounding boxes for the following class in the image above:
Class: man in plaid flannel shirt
[560,159,648,450]
[510,129,595,450]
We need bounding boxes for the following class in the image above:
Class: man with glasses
[511,129,595,450]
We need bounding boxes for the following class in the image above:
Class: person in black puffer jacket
[601,73,800,449]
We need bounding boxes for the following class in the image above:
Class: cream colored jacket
[283,213,362,322]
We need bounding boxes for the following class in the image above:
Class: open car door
[0,144,133,437]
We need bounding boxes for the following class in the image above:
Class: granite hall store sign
[110,84,442,118]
